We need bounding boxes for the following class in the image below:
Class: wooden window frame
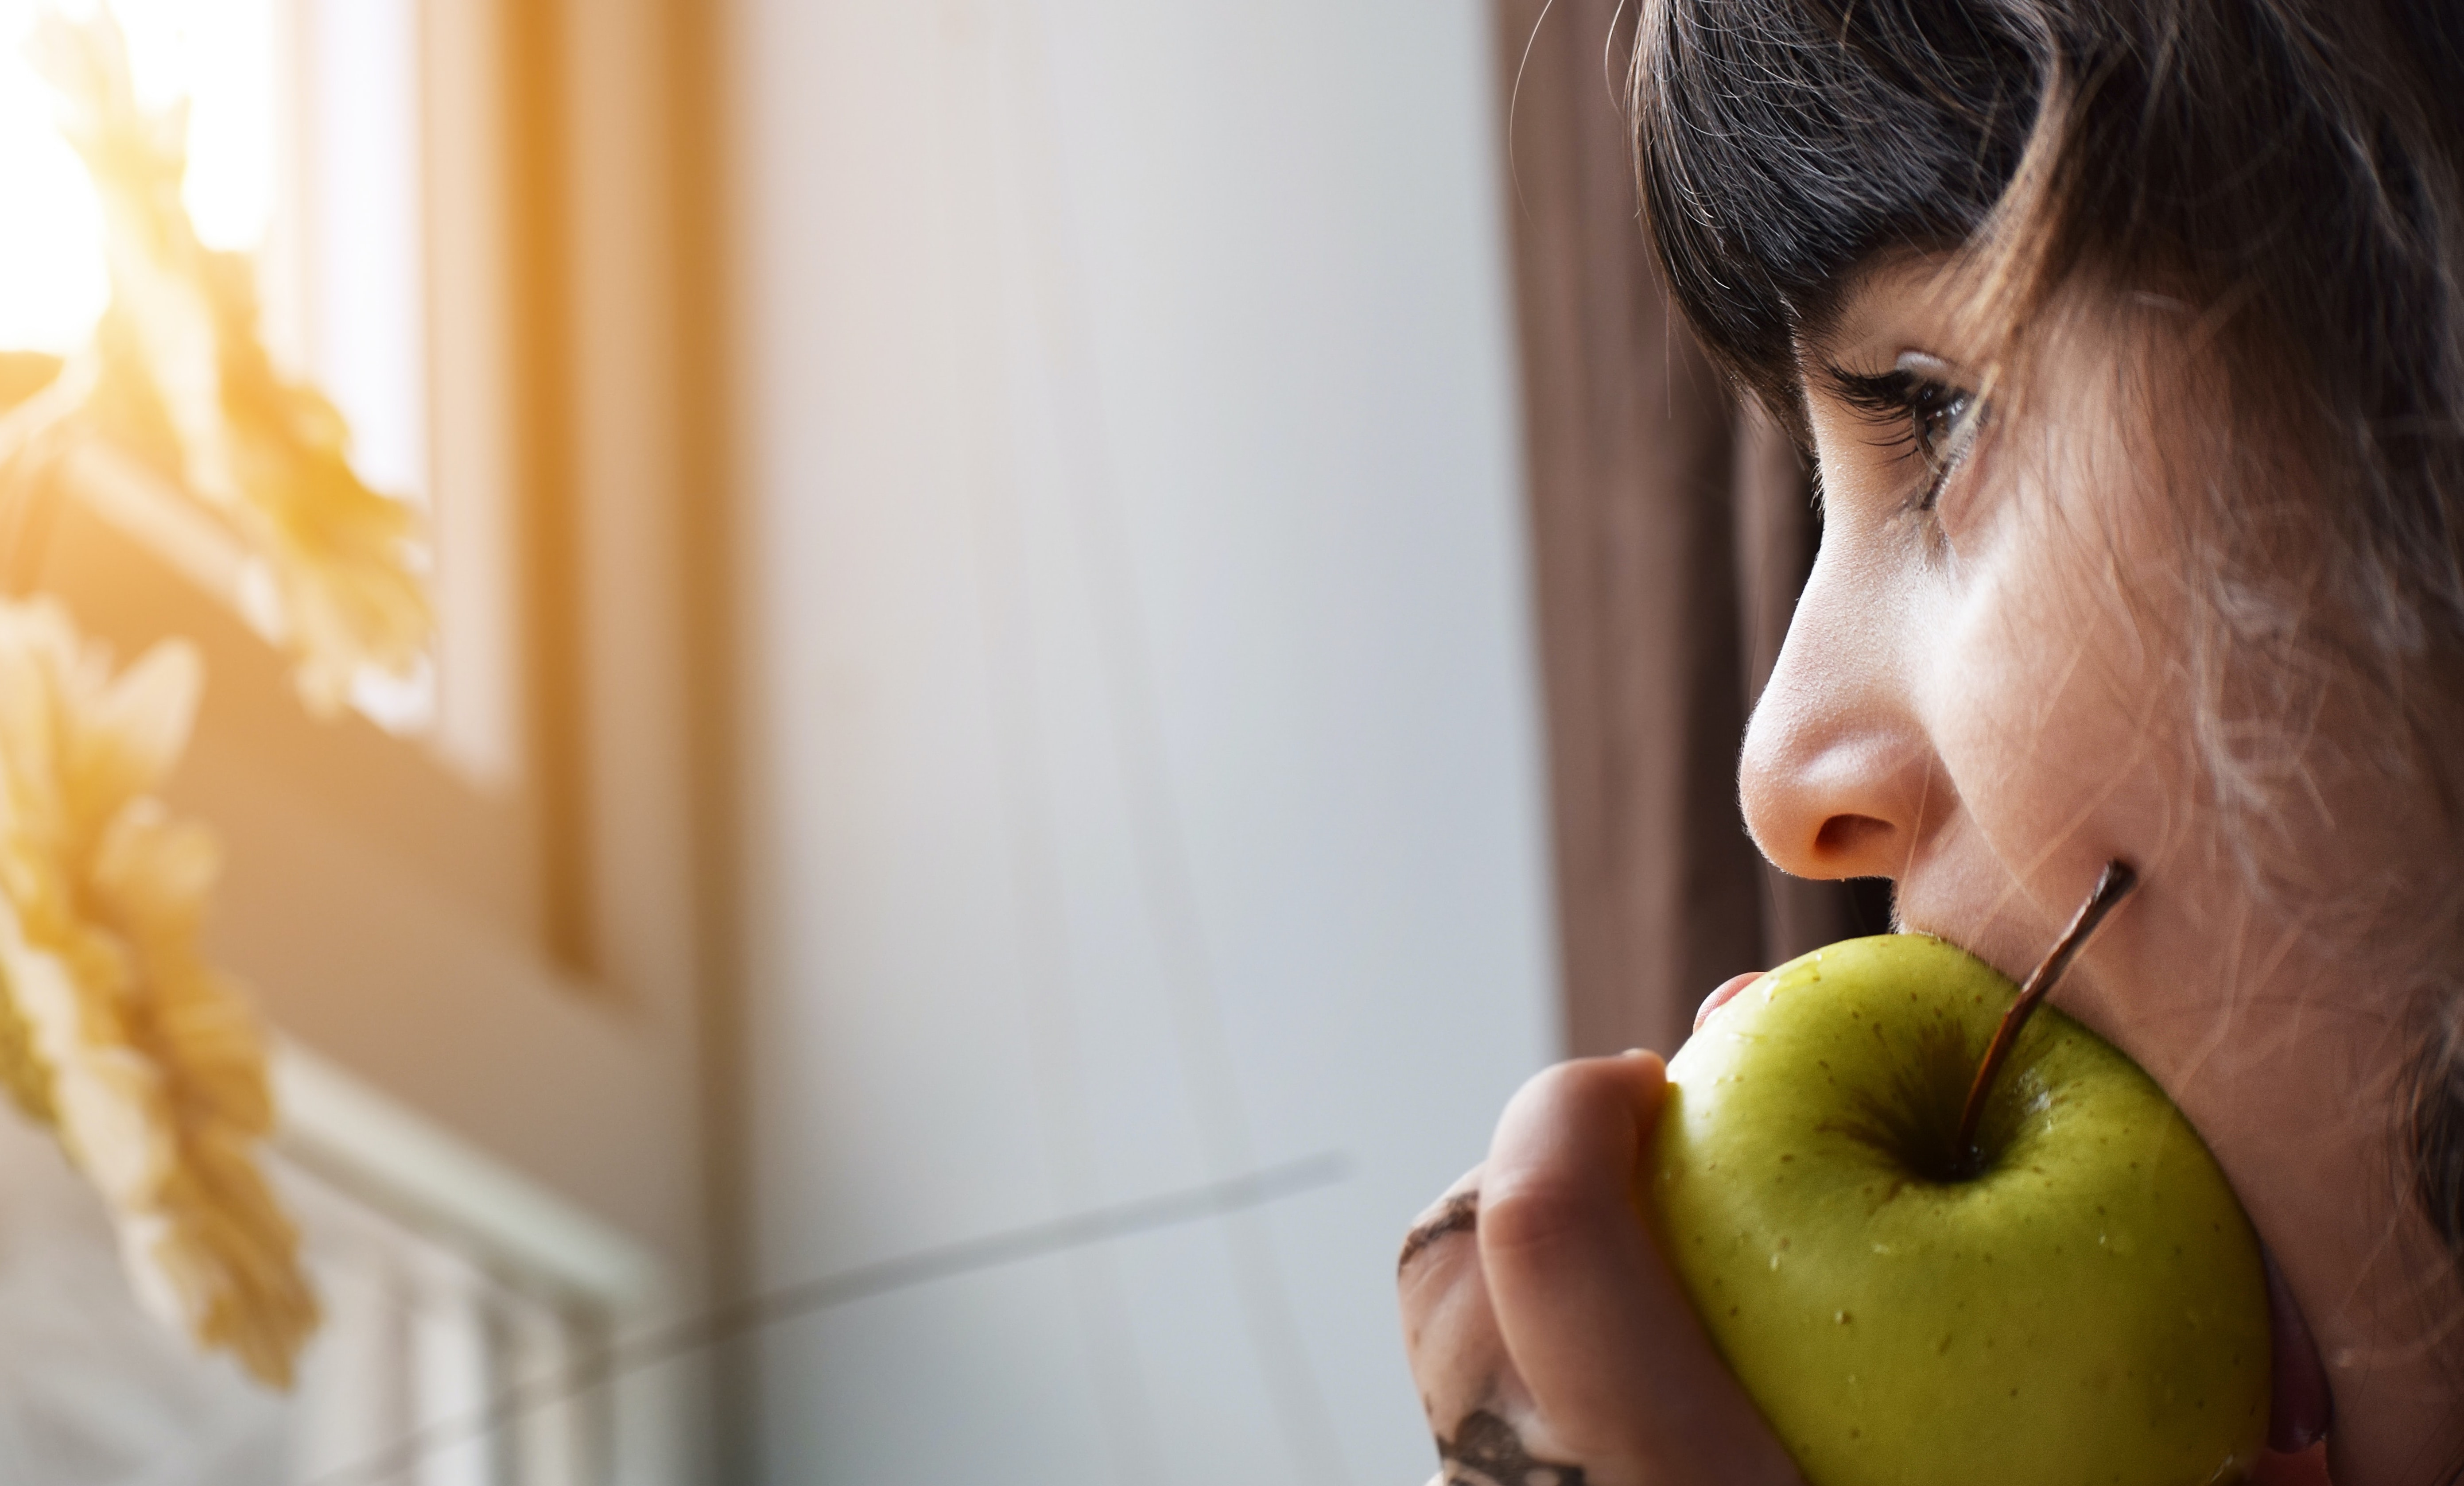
[27,3,727,1459]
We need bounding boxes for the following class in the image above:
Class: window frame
[24,3,721,1474]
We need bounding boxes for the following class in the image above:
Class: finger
[1399,1164,1515,1443]
[1399,1165,1482,1279]
[1479,1055,1803,1484]
[1433,1405,1595,1486]
[1696,971,1765,1032]
[1399,1230,1516,1453]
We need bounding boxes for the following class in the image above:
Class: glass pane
[0,0,282,353]
[0,0,439,734]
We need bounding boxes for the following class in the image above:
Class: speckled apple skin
[1651,935,2270,1486]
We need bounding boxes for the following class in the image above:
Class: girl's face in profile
[1743,256,2464,1480]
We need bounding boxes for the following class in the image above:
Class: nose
[1738,560,1943,884]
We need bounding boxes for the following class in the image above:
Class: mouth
[1692,971,1765,1032]
[2266,1244,2332,1453]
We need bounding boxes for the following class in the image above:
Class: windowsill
[274,1038,663,1311]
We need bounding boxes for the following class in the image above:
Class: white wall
[728,4,1561,1482]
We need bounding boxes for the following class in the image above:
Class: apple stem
[1953,860,2140,1171]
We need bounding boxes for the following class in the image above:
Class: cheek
[1908,473,2291,1092]
[1916,501,2190,884]
[1894,447,2232,1027]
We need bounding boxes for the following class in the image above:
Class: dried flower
[0,598,317,1387]
[29,7,432,716]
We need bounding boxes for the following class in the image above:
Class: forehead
[1792,253,1994,376]
[1794,255,2200,430]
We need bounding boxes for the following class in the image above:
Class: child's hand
[1397,1051,1804,1486]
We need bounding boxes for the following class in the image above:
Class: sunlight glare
[0,0,277,355]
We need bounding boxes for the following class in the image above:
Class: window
[0,0,281,354]
[0,0,528,762]
[0,0,713,1478]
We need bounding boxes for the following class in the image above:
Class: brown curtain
[1493,0,1886,1058]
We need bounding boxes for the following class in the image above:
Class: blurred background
[0,0,1885,1482]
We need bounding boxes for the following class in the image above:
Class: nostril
[1813,813,1894,862]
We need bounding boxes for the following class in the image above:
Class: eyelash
[1829,368,1982,513]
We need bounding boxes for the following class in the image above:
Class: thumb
[1478,1054,1802,1484]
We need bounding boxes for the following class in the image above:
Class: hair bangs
[1632,0,2041,410]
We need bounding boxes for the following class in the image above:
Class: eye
[1902,379,1972,476]
[1824,362,1986,513]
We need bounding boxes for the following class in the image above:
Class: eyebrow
[1789,245,1979,378]
[1788,258,1899,373]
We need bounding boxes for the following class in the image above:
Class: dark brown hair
[1628,0,2464,1274]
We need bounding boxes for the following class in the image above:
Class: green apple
[1650,933,2270,1486]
